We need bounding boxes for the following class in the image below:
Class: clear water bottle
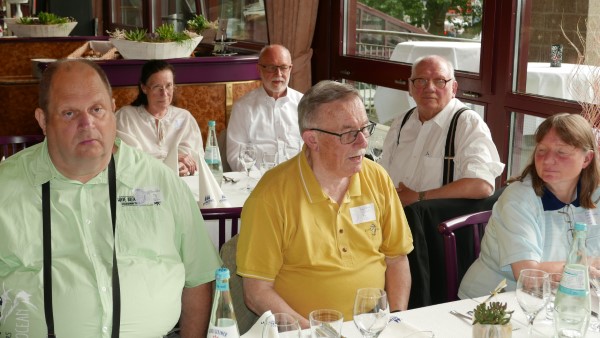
[207,267,240,338]
[205,120,223,186]
[553,222,591,337]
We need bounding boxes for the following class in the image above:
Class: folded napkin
[379,315,433,338]
[241,310,273,338]
[198,158,231,208]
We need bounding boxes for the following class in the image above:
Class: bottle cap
[574,222,587,231]
[208,120,216,127]
[216,267,230,279]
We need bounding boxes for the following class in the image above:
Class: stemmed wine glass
[353,288,390,338]
[239,144,257,191]
[262,313,301,338]
[516,269,550,337]
[368,135,384,163]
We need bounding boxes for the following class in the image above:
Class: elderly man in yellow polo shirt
[236,80,413,328]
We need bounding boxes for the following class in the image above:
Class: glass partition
[204,0,267,43]
[508,112,544,178]
[514,0,600,103]
[344,0,484,74]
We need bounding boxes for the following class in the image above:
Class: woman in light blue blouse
[459,113,600,298]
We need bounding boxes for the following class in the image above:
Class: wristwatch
[418,191,426,202]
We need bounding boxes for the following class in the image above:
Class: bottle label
[208,321,240,338]
[205,146,221,165]
[216,281,229,291]
[558,265,588,297]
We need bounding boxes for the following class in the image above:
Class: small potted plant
[7,11,77,37]
[186,14,218,43]
[108,24,203,60]
[472,302,513,338]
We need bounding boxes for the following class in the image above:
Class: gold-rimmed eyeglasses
[259,64,292,73]
[410,78,453,89]
[310,122,376,144]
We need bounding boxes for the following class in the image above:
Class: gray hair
[298,80,362,132]
[411,55,455,79]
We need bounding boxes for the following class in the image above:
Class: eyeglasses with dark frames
[410,78,453,89]
[310,122,376,144]
[259,64,292,73]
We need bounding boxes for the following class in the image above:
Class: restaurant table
[327,291,600,338]
[526,62,599,103]
[374,41,481,123]
[181,170,259,249]
[374,41,596,123]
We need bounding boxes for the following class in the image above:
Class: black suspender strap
[396,106,470,185]
[396,107,416,145]
[108,156,121,338]
[42,182,54,337]
[442,107,469,185]
[42,156,120,338]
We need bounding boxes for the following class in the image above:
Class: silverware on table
[449,310,472,324]
[222,175,239,183]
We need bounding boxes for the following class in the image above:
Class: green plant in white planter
[186,14,218,43]
[7,11,77,37]
[472,302,513,338]
[108,24,203,60]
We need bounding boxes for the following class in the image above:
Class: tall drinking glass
[516,269,550,337]
[353,288,389,338]
[238,144,257,191]
[262,313,301,338]
[545,272,562,321]
[260,150,278,176]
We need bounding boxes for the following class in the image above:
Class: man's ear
[35,108,47,135]
[302,130,319,151]
[112,98,116,112]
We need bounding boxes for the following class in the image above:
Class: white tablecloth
[334,291,599,338]
[526,62,599,104]
[374,41,597,123]
[182,170,258,209]
[374,41,481,123]
[241,291,599,338]
[181,170,260,248]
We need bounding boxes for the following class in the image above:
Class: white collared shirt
[380,98,504,191]
[226,86,303,171]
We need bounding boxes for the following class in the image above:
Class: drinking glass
[283,143,300,161]
[260,150,278,176]
[239,144,257,191]
[368,135,384,162]
[589,256,600,332]
[516,269,550,337]
[262,313,302,338]
[545,272,562,321]
[310,309,343,338]
[353,288,390,338]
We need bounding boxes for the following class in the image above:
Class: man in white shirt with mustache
[226,44,303,171]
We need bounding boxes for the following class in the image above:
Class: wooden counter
[0,37,262,138]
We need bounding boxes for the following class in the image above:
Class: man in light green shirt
[0,60,221,338]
